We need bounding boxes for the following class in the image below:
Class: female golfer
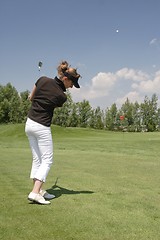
[25,60,81,204]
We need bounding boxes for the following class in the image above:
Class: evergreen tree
[52,90,73,127]
[140,94,158,131]
[68,102,79,127]
[121,98,134,127]
[93,106,104,129]
[77,100,92,128]
[105,103,118,130]
[132,101,141,132]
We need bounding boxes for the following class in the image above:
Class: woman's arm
[28,85,37,101]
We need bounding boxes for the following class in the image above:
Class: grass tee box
[1,124,160,240]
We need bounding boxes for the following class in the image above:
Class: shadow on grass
[46,178,94,199]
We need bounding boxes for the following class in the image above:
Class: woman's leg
[25,118,53,183]
[25,119,53,204]
[32,178,43,194]
[33,126,53,182]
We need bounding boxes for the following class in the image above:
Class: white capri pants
[25,118,53,182]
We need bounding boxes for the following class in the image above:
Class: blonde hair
[57,60,81,79]
[57,61,69,79]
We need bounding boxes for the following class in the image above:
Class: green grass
[1,124,160,240]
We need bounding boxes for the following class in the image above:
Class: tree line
[0,83,160,132]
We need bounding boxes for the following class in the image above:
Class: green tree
[92,106,104,129]
[88,109,96,128]
[19,90,31,122]
[132,101,141,132]
[121,98,134,127]
[52,91,73,127]
[77,100,92,128]
[140,94,158,132]
[68,102,79,127]
[0,83,21,123]
[105,103,118,130]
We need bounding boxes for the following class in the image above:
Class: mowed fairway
[1,124,160,240]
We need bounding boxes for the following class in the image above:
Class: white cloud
[115,91,143,107]
[116,68,149,82]
[149,38,160,50]
[70,68,160,109]
[131,83,138,89]
[135,72,160,93]
[88,72,117,98]
[150,38,157,45]
[91,72,116,89]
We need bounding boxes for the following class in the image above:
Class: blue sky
[1,0,160,109]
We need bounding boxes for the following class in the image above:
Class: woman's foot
[28,192,51,205]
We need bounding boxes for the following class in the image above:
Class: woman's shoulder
[36,76,54,85]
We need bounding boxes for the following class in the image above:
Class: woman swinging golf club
[25,60,81,205]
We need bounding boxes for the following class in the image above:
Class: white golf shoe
[28,192,51,205]
[40,190,55,200]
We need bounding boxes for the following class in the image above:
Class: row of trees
[0,83,160,132]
